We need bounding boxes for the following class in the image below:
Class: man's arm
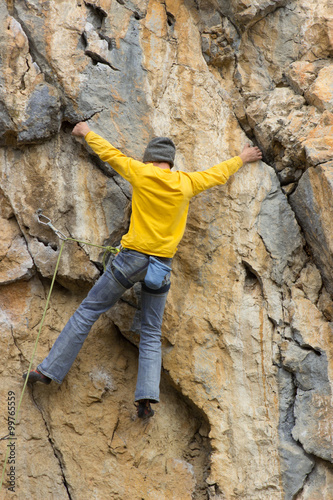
[187,143,262,196]
[71,122,144,182]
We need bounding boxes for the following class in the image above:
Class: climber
[23,121,262,419]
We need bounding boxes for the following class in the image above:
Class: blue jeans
[38,249,171,403]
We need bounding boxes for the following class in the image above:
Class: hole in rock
[78,33,88,51]
[167,12,176,27]
[36,236,58,251]
[60,121,75,133]
[243,261,259,288]
[133,11,144,20]
[84,1,107,30]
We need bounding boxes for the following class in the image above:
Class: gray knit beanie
[143,137,176,167]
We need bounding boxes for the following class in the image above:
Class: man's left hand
[239,144,262,164]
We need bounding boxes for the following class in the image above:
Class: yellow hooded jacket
[85,131,243,258]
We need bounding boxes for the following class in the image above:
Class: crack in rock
[30,391,73,500]
[10,326,29,364]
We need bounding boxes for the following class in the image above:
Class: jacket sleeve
[85,131,144,183]
[187,157,243,196]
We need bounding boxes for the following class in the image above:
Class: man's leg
[34,249,150,384]
[36,265,127,383]
[134,282,170,405]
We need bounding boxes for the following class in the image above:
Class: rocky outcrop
[0,1,332,499]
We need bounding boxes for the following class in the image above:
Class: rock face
[0,1,333,499]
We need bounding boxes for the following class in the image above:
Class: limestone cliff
[0,0,332,499]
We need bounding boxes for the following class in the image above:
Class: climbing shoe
[136,399,155,419]
[22,369,51,385]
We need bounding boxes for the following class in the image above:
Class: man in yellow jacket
[24,122,262,418]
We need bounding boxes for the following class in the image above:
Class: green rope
[0,237,119,492]
[65,237,120,270]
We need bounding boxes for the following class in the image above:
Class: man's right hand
[72,122,91,138]
[239,143,262,164]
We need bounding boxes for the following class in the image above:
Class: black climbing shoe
[23,369,51,385]
[136,399,155,419]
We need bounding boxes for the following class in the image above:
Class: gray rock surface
[290,162,333,295]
